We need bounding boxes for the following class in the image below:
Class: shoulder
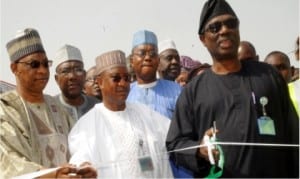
[242,60,276,74]
[157,79,182,94]
[78,103,101,121]
[128,102,170,121]
[158,79,181,88]
[127,102,170,130]
[242,60,285,84]
[0,90,19,103]
[83,94,100,104]
[130,81,138,88]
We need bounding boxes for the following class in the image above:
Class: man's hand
[198,128,220,164]
[38,164,80,178]
[55,164,80,178]
[77,162,98,178]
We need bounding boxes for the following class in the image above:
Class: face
[200,14,240,61]
[55,60,86,99]
[175,70,188,87]
[238,42,258,61]
[130,44,159,84]
[265,53,291,82]
[83,67,102,100]
[11,52,51,94]
[96,66,130,110]
[158,49,181,81]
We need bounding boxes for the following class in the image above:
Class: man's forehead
[19,52,47,61]
[133,44,157,51]
[58,60,83,68]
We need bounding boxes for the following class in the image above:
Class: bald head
[264,51,291,83]
[238,41,258,61]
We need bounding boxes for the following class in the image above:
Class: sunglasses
[110,74,131,83]
[205,18,239,34]
[86,77,96,82]
[17,60,53,69]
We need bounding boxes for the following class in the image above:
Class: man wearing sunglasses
[54,44,100,122]
[68,50,173,178]
[0,28,96,178]
[166,0,299,178]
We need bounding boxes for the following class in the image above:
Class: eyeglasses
[16,60,53,69]
[85,77,96,83]
[133,50,158,58]
[204,18,239,34]
[110,74,131,83]
[57,67,85,76]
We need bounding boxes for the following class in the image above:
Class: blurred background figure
[158,39,181,81]
[126,55,137,82]
[187,63,211,83]
[238,40,259,61]
[290,37,299,82]
[264,50,292,83]
[288,36,299,115]
[175,55,201,86]
[83,66,102,101]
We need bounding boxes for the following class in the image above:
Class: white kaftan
[68,102,173,178]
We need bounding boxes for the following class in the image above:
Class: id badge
[138,156,154,172]
[257,116,276,135]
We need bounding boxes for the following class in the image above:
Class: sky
[1,0,299,95]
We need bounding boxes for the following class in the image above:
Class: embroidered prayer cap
[54,44,83,68]
[180,55,202,71]
[158,39,177,54]
[198,0,237,35]
[132,30,158,49]
[95,50,127,75]
[6,28,45,62]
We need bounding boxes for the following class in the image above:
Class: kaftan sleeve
[0,100,42,178]
[166,86,211,177]
[68,109,97,168]
[68,121,92,166]
[148,108,174,178]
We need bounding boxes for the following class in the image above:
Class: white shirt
[68,102,173,178]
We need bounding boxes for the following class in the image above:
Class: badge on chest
[257,96,276,135]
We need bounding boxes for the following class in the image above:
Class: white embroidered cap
[54,44,83,68]
[158,39,177,54]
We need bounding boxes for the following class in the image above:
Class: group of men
[0,0,299,178]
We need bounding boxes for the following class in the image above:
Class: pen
[251,91,256,104]
[213,121,216,139]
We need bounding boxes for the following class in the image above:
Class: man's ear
[129,54,134,67]
[97,75,104,89]
[54,74,59,83]
[199,35,207,47]
[10,63,17,74]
